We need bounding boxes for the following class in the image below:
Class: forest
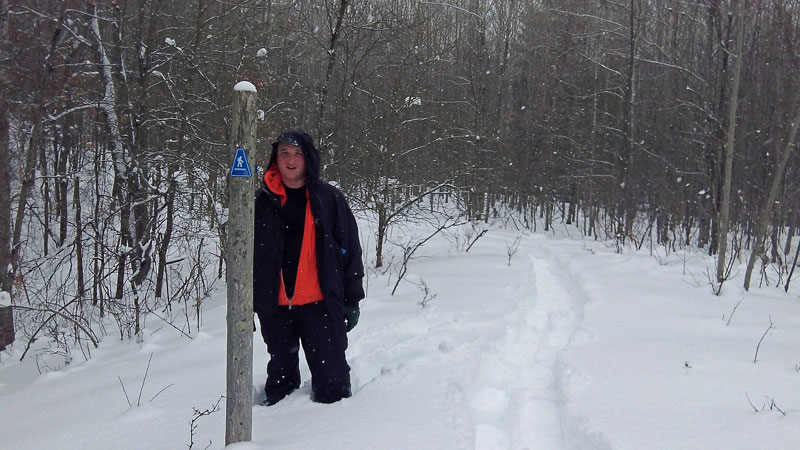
[0,0,798,359]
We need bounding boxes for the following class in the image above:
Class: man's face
[276,142,306,188]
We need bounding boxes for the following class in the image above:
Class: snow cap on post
[234,81,257,92]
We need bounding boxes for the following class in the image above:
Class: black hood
[267,128,321,186]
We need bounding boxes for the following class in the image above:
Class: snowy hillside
[1,223,798,450]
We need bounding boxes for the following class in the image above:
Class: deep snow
[1,223,799,450]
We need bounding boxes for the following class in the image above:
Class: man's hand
[345,305,360,332]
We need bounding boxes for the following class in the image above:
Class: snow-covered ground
[1,223,799,450]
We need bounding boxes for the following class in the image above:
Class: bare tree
[716,0,747,285]
[0,0,10,293]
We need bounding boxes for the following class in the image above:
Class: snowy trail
[464,234,597,450]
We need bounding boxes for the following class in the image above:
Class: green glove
[345,305,360,332]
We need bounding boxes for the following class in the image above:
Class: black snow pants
[256,301,351,404]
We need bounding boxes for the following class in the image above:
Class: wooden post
[225,81,257,445]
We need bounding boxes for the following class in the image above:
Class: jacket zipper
[268,188,291,310]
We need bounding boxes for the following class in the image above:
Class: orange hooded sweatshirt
[264,166,324,307]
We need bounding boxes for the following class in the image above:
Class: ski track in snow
[340,232,607,450]
[465,234,597,450]
[462,238,577,450]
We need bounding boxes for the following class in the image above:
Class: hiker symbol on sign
[230,147,253,177]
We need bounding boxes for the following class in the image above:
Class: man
[253,128,364,405]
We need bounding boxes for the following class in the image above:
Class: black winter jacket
[253,129,365,321]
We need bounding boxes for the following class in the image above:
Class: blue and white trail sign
[230,147,253,177]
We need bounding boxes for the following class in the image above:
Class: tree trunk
[375,200,387,269]
[620,0,639,240]
[155,163,178,299]
[317,0,349,150]
[56,132,70,247]
[40,133,51,255]
[0,0,10,293]
[716,1,746,284]
[12,128,40,270]
[786,235,800,292]
[92,138,103,311]
[743,105,800,290]
[74,176,85,300]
